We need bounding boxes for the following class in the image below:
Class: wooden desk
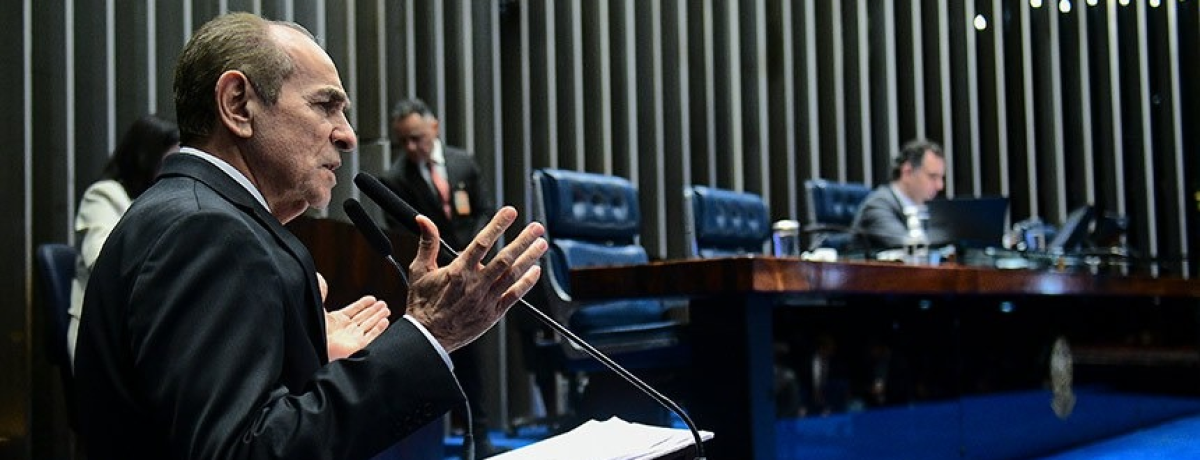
[570,257,1200,460]
[569,257,1200,300]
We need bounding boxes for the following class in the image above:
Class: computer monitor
[1089,211,1128,248]
[925,196,1010,249]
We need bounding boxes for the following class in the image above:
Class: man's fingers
[405,207,549,352]
[511,237,547,277]
[487,237,547,303]
[340,296,378,316]
[456,207,518,268]
[410,215,441,277]
[316,272,329,303]
[363,301,390,325]
[367,315,390,337]
[498,266,543,312]
[483,222,546,280]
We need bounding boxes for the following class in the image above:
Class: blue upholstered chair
[517,169,689,431]
[803,179,872,250]
[531,169,684,360]
[36,244,75,369]
[683,185,770,258]
[35,243,79,428]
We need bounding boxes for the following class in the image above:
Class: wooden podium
[287,215,417,312]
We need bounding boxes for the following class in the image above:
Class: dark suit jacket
[74,154,462,460]
[380,145,492,251]
[849,185,913,250]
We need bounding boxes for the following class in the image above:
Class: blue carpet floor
[1035,414,1200,460]
[773,389,1200,460]
[446,392,1200,459]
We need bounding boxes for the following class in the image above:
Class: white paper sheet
[490,417,714,460]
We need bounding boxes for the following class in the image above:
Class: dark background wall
[4,1,1197,458]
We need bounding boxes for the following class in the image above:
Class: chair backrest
[804,179,872,227]
[36,243,76,368]
[683,185,770,258]
[531,169,676,350]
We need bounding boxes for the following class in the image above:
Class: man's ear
[215,70,256,139]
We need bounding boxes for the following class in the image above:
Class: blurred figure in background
[850,139,946,251]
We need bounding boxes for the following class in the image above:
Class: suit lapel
[271,218,328,360]
[403,161,439,212]
[885,187,908,223]
[158,154,328,359]
[442,150,466,188]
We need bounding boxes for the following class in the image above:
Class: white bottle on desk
[903,205,931,265]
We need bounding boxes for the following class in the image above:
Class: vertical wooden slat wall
[7,1,1200,457]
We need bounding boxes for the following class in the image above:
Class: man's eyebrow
[314,87,352,109]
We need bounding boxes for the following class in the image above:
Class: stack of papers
[492,417,714,460]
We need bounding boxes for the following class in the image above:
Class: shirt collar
[890,183,917,209]
[178,147,271,212]
[429,139,445,166]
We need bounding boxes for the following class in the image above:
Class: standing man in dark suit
[73,13,547,460]
[850,138,946,250]
[382,98,492,251]
[381,98,502,456]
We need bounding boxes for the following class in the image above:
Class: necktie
[428,161,452,218]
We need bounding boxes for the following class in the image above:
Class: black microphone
[353,174,456,266]
[344,198,395,257]
[342,196,475,460]
[343,198,410,290]
[353,173,426,234]
[353,172,708,459]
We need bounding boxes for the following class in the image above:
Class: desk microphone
[343,198,409,289]
[342,197,474,460]
[352,172,707,460]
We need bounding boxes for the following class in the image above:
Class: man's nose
[333,125,358,152]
